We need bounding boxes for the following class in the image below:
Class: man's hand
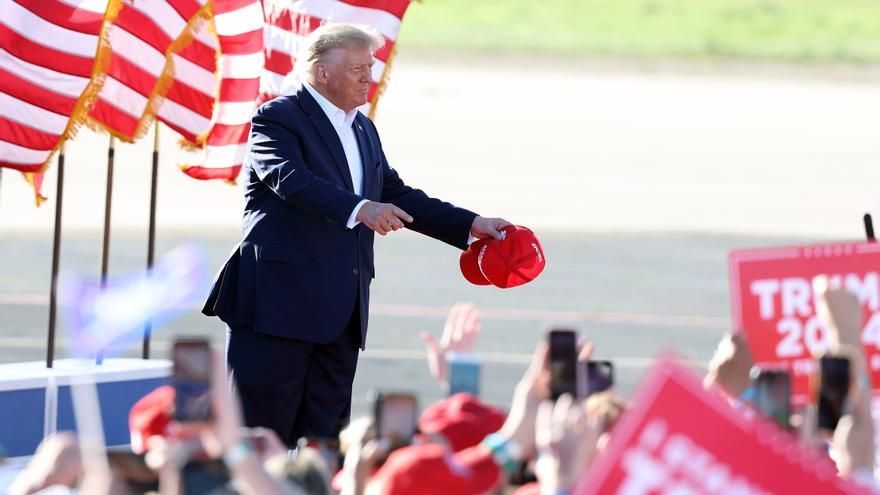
[356,201,413,236]
[703,332,753,398]
[497,343,550,458]
[420,303,481,390]
[470,216,512,241]
[814,275,863,352]
[535,394,603,493]
[9,432,83,495]
[338,417,387,495]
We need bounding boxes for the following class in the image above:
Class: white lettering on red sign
[750,272,880,321]
[748,272,880,360]
[616,419,771,495]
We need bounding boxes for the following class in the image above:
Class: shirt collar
[303,82,358,130]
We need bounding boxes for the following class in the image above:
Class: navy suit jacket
[202,86,477,346]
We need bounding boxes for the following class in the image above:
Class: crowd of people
[6,280,878,494]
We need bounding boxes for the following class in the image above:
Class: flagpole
[96,137,115,365]
[143,123,160,359]
[47,144,66,368]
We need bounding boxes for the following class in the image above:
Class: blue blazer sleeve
[249,102,363,227]
[369,121,478,250]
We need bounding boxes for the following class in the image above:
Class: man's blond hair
[300,23,385,70]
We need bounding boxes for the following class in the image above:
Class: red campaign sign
[575,358,868,495]
[729,242,880,407]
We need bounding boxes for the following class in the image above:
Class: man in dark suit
[202,23,509,445]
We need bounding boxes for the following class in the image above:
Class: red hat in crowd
[418,393,505,453]
[368,443,500,495]
[460,225,545,289]
[129,385,174,454]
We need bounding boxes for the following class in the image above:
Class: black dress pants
[226,303,361,446]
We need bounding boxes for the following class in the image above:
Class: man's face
[315,46,374,112]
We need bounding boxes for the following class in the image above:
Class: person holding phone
[813,279,877,484]
[421,303,482,394]
[548,329,579,400]
[337,343,550,495]
[201,22,510,447]
[146,349,306,495]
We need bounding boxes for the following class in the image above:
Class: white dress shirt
[303,82,369,228]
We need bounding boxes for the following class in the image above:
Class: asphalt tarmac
[2,55,877,416]
[0,229,809,416]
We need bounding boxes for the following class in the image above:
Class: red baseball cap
[478,225,545,289]
[129,385,174,454]
[459,239,492,286]
[368,443,500,495]
[418,393,505,453]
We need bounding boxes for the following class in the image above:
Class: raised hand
[703,332,754,398]
[496,342,550,459]
[814,275,863,353]
[535,394,603,493]
[420,303,481,390]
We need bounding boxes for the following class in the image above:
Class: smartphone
[106,449,159,494]
[584,360,614,397]
[172,338,213,422]
[448,353,481,397]
[750,368,791,430]
[373,391,418,441]
[816,356,851,431]
[548,329,578,400]
[181,460,232,495]
[297,437,343,474]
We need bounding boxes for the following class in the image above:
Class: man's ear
[313,63,326,83]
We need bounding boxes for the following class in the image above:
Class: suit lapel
[297,86,355,192]
[353,116,374,199]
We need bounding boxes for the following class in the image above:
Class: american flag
[179,0,414,181]
[176,0,266,180]
[1,0,414,196]
[87,0,211,140]
[0,0,108,172]
[155,22,219,144]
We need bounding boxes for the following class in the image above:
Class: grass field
[397,0,880,63]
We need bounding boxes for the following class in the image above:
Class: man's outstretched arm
[372,135,508,249]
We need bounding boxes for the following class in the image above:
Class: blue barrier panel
[0,386,45,457]
[0,359,171,456]
[57,376,169,446]
[55,359,171,447]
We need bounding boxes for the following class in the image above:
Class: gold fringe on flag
[368,43,399,120]
[25,0,124,179]
[175,9,236,184]
[22,172,48,207]
[177,8,222,153]
[84,1,214,143]
[21,0,123,206]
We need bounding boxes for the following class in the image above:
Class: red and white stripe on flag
[0,0,109,173]
[156,24,218,143]
[177,0,265,181]
[175,0,413,182]
[87,0,210,140]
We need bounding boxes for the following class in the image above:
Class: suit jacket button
[353,268,359,275]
